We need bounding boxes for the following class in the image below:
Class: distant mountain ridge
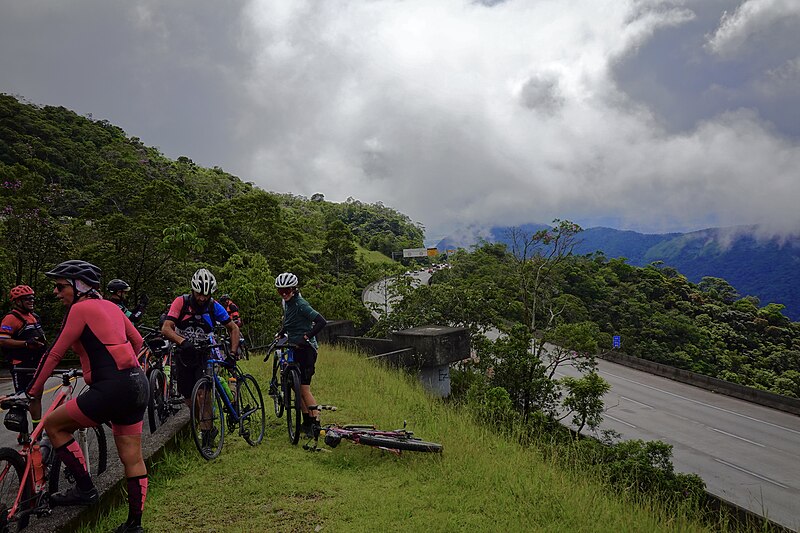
[437,225,800,321]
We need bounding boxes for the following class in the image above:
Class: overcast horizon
[2,0,799,242]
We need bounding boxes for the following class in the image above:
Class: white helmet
[275,272,299,289]
[191,268,217,295]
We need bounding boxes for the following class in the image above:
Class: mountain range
[437,224,800,321]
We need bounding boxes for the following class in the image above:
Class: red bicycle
[0,368,107,532]
[305,406,443,455]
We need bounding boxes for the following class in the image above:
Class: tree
[322,220,357,279]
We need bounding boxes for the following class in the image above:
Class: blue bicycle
[264,335,304,445]
[190,335,266,460]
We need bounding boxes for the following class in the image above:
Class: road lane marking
[604,414,637,428]
[601,370,800,437]
[714,459,789,489]
[709,427,765,447]
[619,396,653,409]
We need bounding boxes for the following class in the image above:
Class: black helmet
[3,406,28,433]
[219,294,231,303]
[45,260,102,289]
[107,279,131,292]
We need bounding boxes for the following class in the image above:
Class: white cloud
[706,0,800,58]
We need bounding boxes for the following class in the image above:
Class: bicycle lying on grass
[189,335,266,460]
[303,405,443,455]
[0,368,107,532]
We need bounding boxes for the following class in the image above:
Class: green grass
[82,347,710,532]
[356,244,396,265]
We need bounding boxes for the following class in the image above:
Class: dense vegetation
[0,94,421,338]
[382,223,800,398]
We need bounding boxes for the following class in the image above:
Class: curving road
[365,271,800,530]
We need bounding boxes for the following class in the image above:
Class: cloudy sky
[1,0,798,241]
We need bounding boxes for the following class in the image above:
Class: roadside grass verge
[81,346,710,532]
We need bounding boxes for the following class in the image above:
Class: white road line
[619,396,653,409]
[709,427,765,447]
[601,370,800,436]
[604,414,637,428]
[714,459,790,489]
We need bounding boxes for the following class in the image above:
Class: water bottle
[31,444,45,490]
[40,434,52,465]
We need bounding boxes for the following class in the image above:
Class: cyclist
[21,260,149,533]
[160,268,239,445]
[107,278,148,324]
[0,285,48,434]
[218,294,242,328]
[274,272,327,436]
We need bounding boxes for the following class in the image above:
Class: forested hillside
[398,224,800,398]
[0,94,420,336]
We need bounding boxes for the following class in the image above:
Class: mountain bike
[304,406,443,455]
[264,336,304,445]
[189,336,265,460]
[137,327,181,434]
[0,368,108,532]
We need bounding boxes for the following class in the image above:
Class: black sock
[126,474,147,527]
[54,438,94,492]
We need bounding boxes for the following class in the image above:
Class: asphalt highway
[365,270,800,531]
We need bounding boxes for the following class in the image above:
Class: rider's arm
[160,297,187,345]
[305,313,327,341]
[125,315,144,354]
[27,306,86,397]
[0,316,24,349]
[225,320,240,354]
[212,301,239,354]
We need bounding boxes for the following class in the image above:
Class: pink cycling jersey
[27,298,143,397]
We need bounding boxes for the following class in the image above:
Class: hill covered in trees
[438,224,800,320]
[0,93,420,336]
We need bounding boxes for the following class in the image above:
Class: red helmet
[9,285,34,301]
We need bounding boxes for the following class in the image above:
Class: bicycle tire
[285,368,302,445]
[48,425,108,495]
[237,374,265,446]
[0,447,31,531]
[356,434,443,453]
[190,376,225,460]
[147,368,169,433]
[271,357,284,418]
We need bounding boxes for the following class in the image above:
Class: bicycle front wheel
[285,369,302,445]
[48,425,108,495]
[237,374,265,446]
[356,434,443,453]
[190,376,225,460]
[147,368,169,433]
[0,447,31,532]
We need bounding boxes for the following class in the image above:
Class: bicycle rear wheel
[356,434,443,453]
[285,369,302,445]
[236,374,265,446]
[0,447,31,531]
[48,425,108,495]
[190,376,225,460]
[147,368,169,433]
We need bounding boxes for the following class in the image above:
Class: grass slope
[84,347,708,532]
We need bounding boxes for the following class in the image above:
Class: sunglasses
[19,296,35,302]
[277,288,294,296]
[54,282,71,292]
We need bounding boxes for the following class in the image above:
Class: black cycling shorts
[175,357,207,400]
[73,367,149,428]
[293,344,317,385]
[11,364,36,394]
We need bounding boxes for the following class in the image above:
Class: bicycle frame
[204,356,247,423]
[5,369,87,522]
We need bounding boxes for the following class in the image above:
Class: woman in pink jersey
[25,260,149,533]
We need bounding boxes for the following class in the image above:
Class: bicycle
[0,368,108,532]
[305,405,443,455]
[137,326,181,434]
[263,336,304,445]
[189,335,266,460]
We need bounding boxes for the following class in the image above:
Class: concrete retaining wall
[601,351,800,417]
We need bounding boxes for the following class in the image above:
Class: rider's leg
[114,431,147,529]
[44,403,97,498]
[300,386,318,419]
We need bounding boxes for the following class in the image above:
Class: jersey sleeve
[299,300,320,321]
[28,305,86,397]
[0,314,21,340]
[212,301,231,325]
[165,296,185,322]
[125,315,144,354]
